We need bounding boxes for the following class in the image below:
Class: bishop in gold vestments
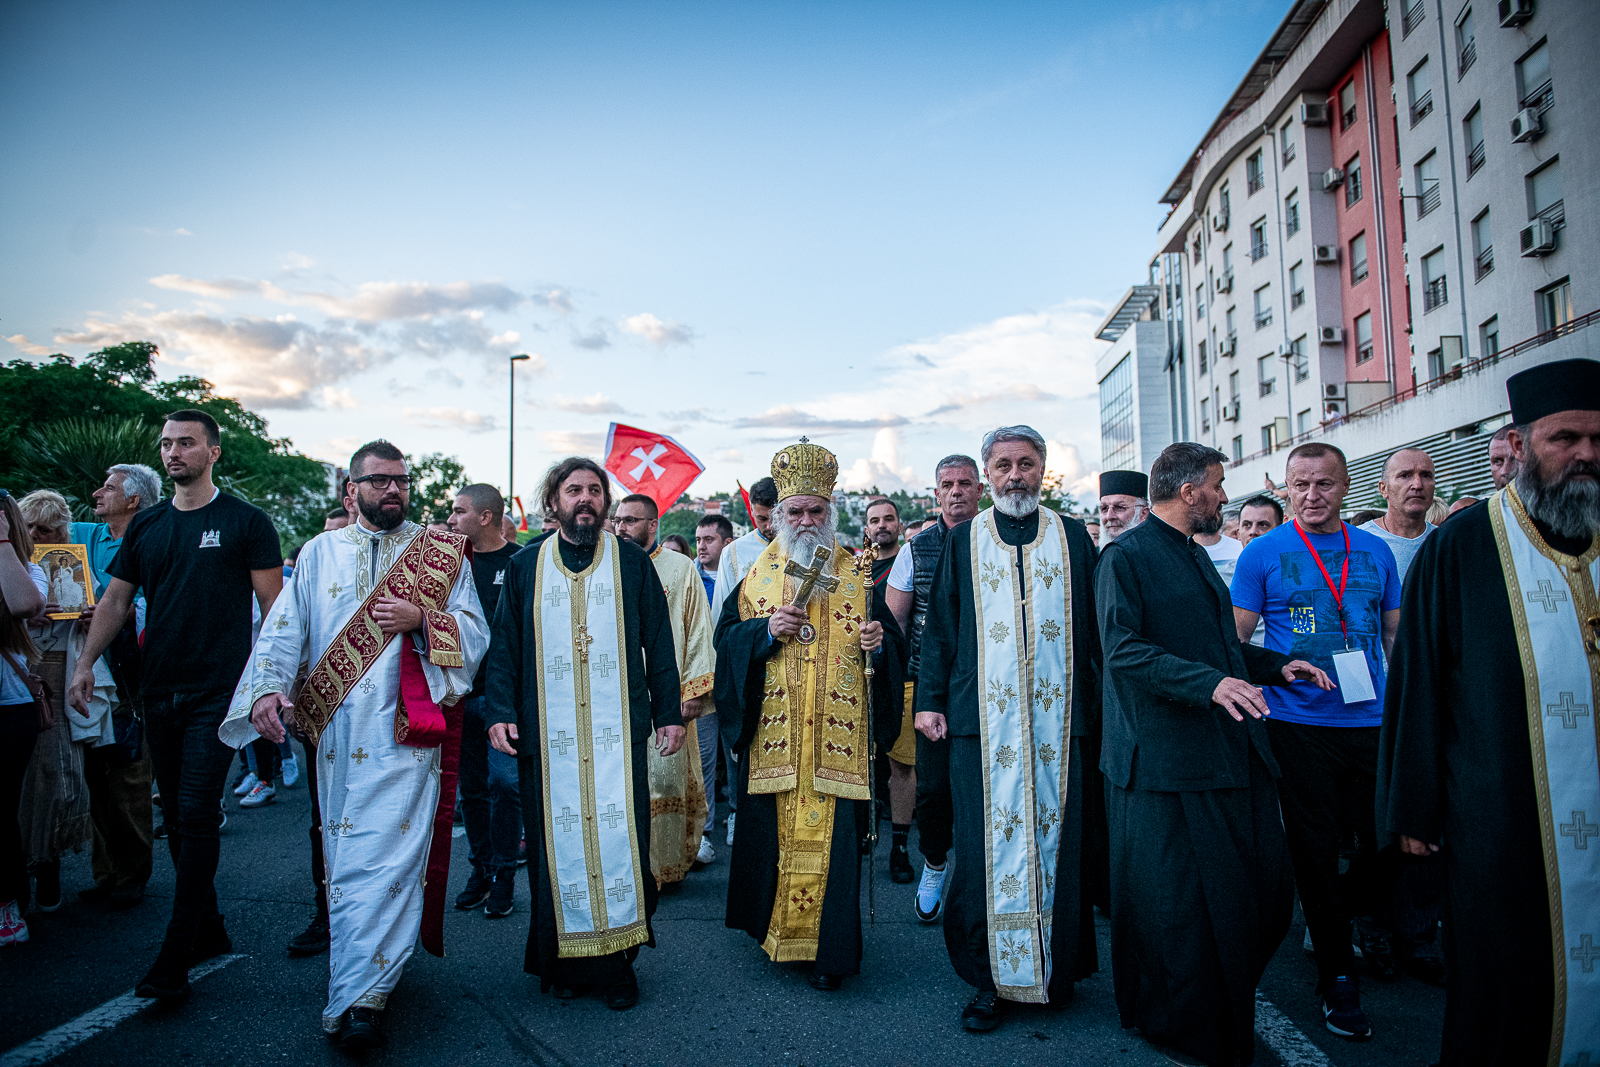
[712,440,906,985]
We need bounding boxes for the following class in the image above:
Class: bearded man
[1096,470,1148,547]
[713,440,906,990]
[914,426,1101,1031]
[1379,358,1600,1066]
[222,440,488,1048]
[484,459,684,1011]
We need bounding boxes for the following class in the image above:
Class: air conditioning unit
[1216,270,1234,293]
[1213,212,1230,232]
[1520,218,1557,256]
[1324,383,1345,399]
[1498,0,1533,27]
[1319,326,1345,345]
[1313,244,1340,265]
[1321,167,1345,191]
[1510,107,1543,142]
[1218,335,1237,358]
[1220,402,1241,422]
[1301,102,1331,126]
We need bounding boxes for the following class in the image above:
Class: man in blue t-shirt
[1231,442,1401,1042]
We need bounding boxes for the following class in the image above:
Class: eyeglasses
[352,475,412,491]
[612,516,652,527]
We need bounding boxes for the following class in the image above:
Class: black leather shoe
[288,913,330,957]
[960,990,1002,1031]
[1400,953,1446,986]
[341,1006,384,1050]
[603,975,639,1010]
[806,971,842,991]
[889,844,913,884]
[190,914,232,966]
[136,945,192,1002]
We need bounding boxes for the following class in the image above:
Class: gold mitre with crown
[771,437,839,501]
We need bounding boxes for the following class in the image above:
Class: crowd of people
[0,357,1595,1067]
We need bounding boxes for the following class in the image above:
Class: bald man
[1358,448,1436,583]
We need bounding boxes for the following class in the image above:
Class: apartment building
[1096,0,1597,511]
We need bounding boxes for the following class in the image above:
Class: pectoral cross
[785,545,838,609]
[575,625,595,662]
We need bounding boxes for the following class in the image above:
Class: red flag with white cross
[602,422,706,516]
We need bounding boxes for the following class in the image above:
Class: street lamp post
[509,353,532,527]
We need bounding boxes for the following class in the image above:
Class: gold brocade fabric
[738,537,871,961]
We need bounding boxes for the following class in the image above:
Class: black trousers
[0,703,39,906]
[302,733,328,922]
[913,706,952,866]
[1265,718,1388,987]
[144,690,237,952]
[84,739,154,892]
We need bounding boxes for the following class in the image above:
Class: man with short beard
[1379,359,1600,1066]
[484,458,684,1011]
[1098,441,1332,1066]
[1487,421,1522,490]
[713,440,906,991]
[1096,470,1148,546]
[914,426,1102,1031]
[862,497,915,884]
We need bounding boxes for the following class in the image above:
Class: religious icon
[31,543,95,620]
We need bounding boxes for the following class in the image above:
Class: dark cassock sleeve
[714,579,778,754]
[625,543,684,734]
[911,524,964,723]
[1097,542,1229,709]
[484,546,534,735]
[1066,520,1103,737]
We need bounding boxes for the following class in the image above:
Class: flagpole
[509,354,531,525]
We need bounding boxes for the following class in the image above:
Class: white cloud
[548,393,625,415]
[282,252,315,270]
[6,334,56,356]
[714,448,744,463]
[536,288,574,314]
[542,429,606,455]
[620,312,694,348]
[571,320,612,350]
[839,428,919,492]
[732,405,908,433]
[404,406,498,433]
[149,274,526,322]
[320,386,360,409]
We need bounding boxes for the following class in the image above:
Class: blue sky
[1,0,1286,506]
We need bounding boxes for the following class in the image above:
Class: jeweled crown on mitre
[771,437,839,501]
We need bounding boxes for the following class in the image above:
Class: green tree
[658,509,701,543]
[8,418,160,518]
[408,453,469,526]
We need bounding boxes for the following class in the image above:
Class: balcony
[1402,0,1425,37]
[1291,289,1306,310]
[1522,80,1554,115]
[1260,380,1277,397]
[1458,38,1476,78]
[1476,246,1494,280]
[1424,276,1448,312]
[1467,141,1485,178]
[1357,341,1374,364]
[1250,240,1268,262]
[1410,91,1433,127]
[1419,182,1441,217]
[1255,310,1274,330]
[1247,172,1265,195]
[1535,199,1566,229]
[1282,143,1296,168]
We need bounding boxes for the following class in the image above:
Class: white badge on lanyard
[1330,649,1375,704]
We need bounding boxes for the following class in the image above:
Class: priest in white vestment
[222,444,487,1050]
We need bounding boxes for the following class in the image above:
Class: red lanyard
[1292,519,1351,646]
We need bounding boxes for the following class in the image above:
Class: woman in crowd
[0,490,48,945]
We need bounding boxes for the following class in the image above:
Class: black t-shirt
[870,550,897,591]
[107,492,281,697]
[468,542,523,698]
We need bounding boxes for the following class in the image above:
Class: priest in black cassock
[713,439,906,990]
[914,425,1101,1032]
[1378,359,1600,1067]
[1097,442,1332,1067]
[485,457,684,1011]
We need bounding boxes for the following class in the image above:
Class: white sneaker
[282,755,300,787]
[240,781,277,808]
[725,813,736,846]
[696,836,715,865]
[233,772,260,797]
[915,862,947,923]
[0,901,29,946]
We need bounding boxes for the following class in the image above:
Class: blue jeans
[144,690,237,951]
[695,711,737,836]
[460,696,522,872]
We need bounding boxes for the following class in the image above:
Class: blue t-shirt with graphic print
[1231,521,1402,727]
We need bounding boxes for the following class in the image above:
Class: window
[1339,81,1358,129]
[1232,435,1244,463]
[1258,354,1276,397]
[1355,311,1374,363]
[1291,336,1309,381]
[1416,152,1441,217]
[1402,0,1425,37]
[1427,345,1446,380]
[1538,278,1574,332]
[1472,210,1493,280]
[1196,284,1206,320]
[1481,316,1500,358]
[1250,218,1268,262]
[1408,58,1433,126]
[1225,307,1237,343]
[1422,248,1448,312]
[1464,106,1485,177]
[1350,232,1369,284]
[1254,284,1272,330]
[1200,398,1211,433]
[1228,370,1240,402]
[1457,8,1476,76]
[1219,183,1231,223]
[1527,158,1564,226]
[1247,150,1265,195]
[1281,120,1296,167]
[1198,339,1208,375]
[1260,424,1275,452]
[1149,260,1162,287]
[1099,356,1136,473]
[1346,154,1363,208]
[1289,262,1305,309]
[1192,234,1203,264]
[1517,40,1552,111]
[1221,243,1233,272]
[1285,190,1301,236]
[1297,408,1313,435]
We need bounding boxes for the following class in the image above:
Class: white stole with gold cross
[970,507,1073,1004]
[534,532,649,958]
[1489,485,1600,1065]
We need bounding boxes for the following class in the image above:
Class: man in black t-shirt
[70,409,283,1004]
[862,497,916,883]
[445,484,524,917]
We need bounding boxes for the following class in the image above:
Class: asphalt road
[1,750,1447,1066]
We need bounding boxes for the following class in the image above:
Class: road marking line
[0,954,245,1067]
[1255,992,1334,1067]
